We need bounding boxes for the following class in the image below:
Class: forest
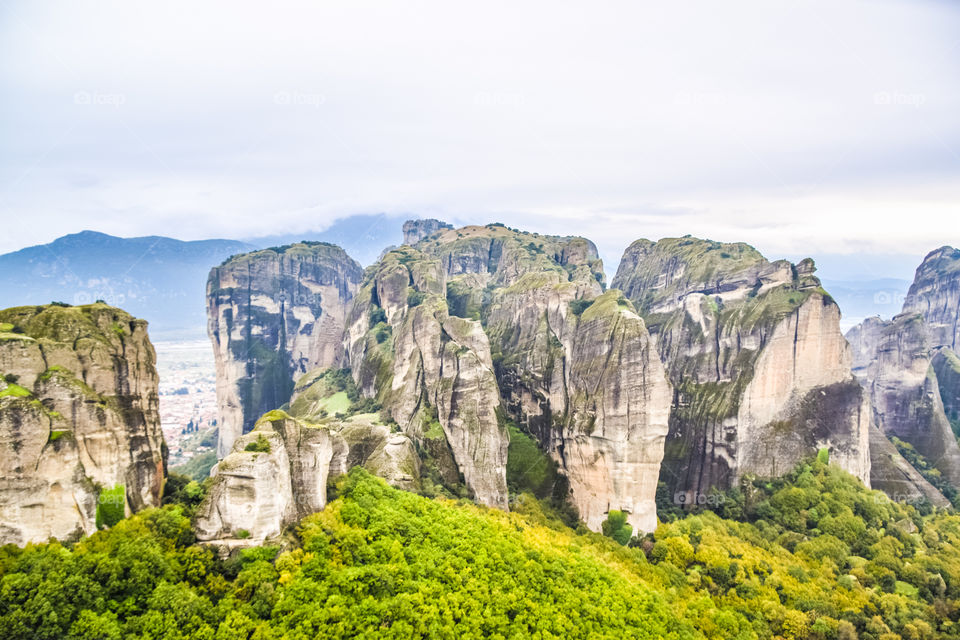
[2,453,959,640]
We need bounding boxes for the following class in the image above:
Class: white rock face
[612,238,872,498]
[902,246,960,350]
[195,411,421,545]
[195,429,295,544]
[207,243,362,456]
[561,292,672,533]
[344,246,510,510]
[0,304,165,546]
[738,295,871,484]
[847,313,960,492]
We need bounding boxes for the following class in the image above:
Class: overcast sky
[1,0,958,269]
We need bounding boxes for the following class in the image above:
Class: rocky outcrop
[345,246,509,508]
[849,247,960,503]
[368,224,671,533]
[902,246,960,351]
[0,303,165,545]
[207,242,362,457]
[402,219,453,245]
[196,408,419,544]
[933,348,960,436]
[867,422,950,508]
[847,313,960,493]
[559,291,671,532]
[612,237,871,499]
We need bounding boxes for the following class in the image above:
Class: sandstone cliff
[848,245,960,504]
[0,303,165,545]
[847,314,960,499]
[195,370,419,544]
[384,223,671,533]
[344,245,509,508]
[612,237,871,499]
[902,246,960,350]
[207,242,362,456]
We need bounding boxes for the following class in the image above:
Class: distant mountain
[0,231,256,340]
[0,215,407,340]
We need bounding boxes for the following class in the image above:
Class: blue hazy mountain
[0,215,406,340]
[0,231,257,340]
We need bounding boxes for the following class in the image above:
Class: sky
[1,0,958,275]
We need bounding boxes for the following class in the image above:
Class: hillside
[3,459,960,639]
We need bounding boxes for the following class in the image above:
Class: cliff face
[389,224,671,533]
[847,246,960,504]
[611,237,871,499]
[207,242,362,456]
[195,374,420,544]
[848,314,960,493]
[0,303,165,545]
[344,246,509,508]
[902,246,960,350]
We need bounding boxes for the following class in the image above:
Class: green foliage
[162,473,208,517]
[892,436,959,505]
[505,423,558,498]
[9,460,960,639]
[244,434,272,453]
[406,289,426,307]
[95,485,125,529]
[170,450,218,482]
[0,383,31,398]
[601,510,633,545]
[568,298,594,316]
[368,306,387,326]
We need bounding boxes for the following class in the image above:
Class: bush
[601,510,633,545]
[244,434,271,453]
[407,290,426,307]
[569,299,594,316]
[95,484,125,529]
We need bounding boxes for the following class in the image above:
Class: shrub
[244,434,272,453]
[95,484,125,529]
[601,510,633,546]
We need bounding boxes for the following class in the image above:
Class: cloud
[0,0,958,261]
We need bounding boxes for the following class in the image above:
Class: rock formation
[902,246,960,351]
[402,218,453,245]
[0,303,165,545]
[356,223,672,532]
[612,237,871,499]
[207,242,363,456]
[344,245,510,509]
[195,370,419,545]
[847,246,960,504]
